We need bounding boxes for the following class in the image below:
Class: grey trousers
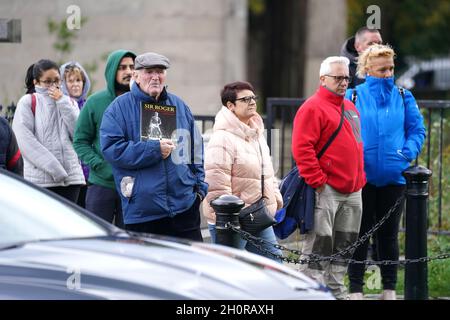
[299,184,362,300]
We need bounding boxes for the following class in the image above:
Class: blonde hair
[356,44,396,78]
[64,65,85,83]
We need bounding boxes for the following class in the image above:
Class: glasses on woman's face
[235,95,258,104]
[39,79,61,87]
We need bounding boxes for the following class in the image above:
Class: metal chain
[328,193,406,259]
[226,193,405,261]
[226,224,311,264]
[226,195,450,267]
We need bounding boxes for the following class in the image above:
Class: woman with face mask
[12,59,85,203]
[345,45,426,300]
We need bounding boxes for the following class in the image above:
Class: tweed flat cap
[134,52,170,70]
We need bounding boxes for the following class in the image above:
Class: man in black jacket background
[340,27,382,88]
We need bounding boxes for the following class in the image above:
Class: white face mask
[34,85,49,95]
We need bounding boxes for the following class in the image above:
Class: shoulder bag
[238,142,276,235]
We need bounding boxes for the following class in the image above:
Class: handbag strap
[257,142,265,198]
[316,103,345,159]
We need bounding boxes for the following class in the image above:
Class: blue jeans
[208,224,282,262]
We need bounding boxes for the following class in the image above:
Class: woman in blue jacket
[345,44,425,300]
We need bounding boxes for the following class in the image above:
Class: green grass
[344,234,450,298]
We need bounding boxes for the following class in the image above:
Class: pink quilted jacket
[202,106,283,224]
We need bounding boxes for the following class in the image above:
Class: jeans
[76,184,88,208]
[125,196,203,242]
[86,184,123,228]
[208,224,282,262]
[47,185,81,204]
[348,183,405,293]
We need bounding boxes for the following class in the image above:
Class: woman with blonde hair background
[345,44,426,299]
[60,61,91,208]
[203,81,283,261]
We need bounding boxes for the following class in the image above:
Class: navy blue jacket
[100,82,208,224]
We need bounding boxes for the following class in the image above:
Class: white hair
[319,56,350,77]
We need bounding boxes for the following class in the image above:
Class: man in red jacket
[292,56,366,300]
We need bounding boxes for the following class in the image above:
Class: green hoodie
[73,49,136,189]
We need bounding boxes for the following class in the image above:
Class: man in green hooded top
[74,49,136,227]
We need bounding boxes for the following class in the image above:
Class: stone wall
[0,0,247,115]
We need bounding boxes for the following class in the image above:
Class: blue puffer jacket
[345,76,426,187]
[100,82,208,224]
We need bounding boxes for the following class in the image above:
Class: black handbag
[238,143,276,235]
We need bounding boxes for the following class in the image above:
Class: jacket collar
[131,81,168,103]
[213,106,264,141]
[365,75,395,95]
[317,85,344,106]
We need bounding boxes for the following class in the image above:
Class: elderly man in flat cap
[100,52,208,241]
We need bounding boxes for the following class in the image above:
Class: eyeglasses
[235,95,258,104]
[324,75,352,83]
[39,79,61,86]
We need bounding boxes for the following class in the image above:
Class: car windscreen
[0,173,109,246]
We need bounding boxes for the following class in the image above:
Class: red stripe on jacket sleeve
[7,150,21,170]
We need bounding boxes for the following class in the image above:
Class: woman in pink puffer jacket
[203,81,283,261]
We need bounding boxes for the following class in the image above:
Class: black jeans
[76,184,88,208]
[47,185,81,204]
[125,196,203,242]
[348,183,405,293]
[86,184,123,228]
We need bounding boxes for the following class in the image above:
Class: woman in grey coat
[12,59,85,202]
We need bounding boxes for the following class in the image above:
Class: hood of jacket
[213,106,264,141]
[340,36,358,64]
[59,61,91,106]
[104,49,136,98]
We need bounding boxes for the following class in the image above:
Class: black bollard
[402,165,432,300]
[210,195,245,248]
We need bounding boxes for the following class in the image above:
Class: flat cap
[134,52,170,70]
